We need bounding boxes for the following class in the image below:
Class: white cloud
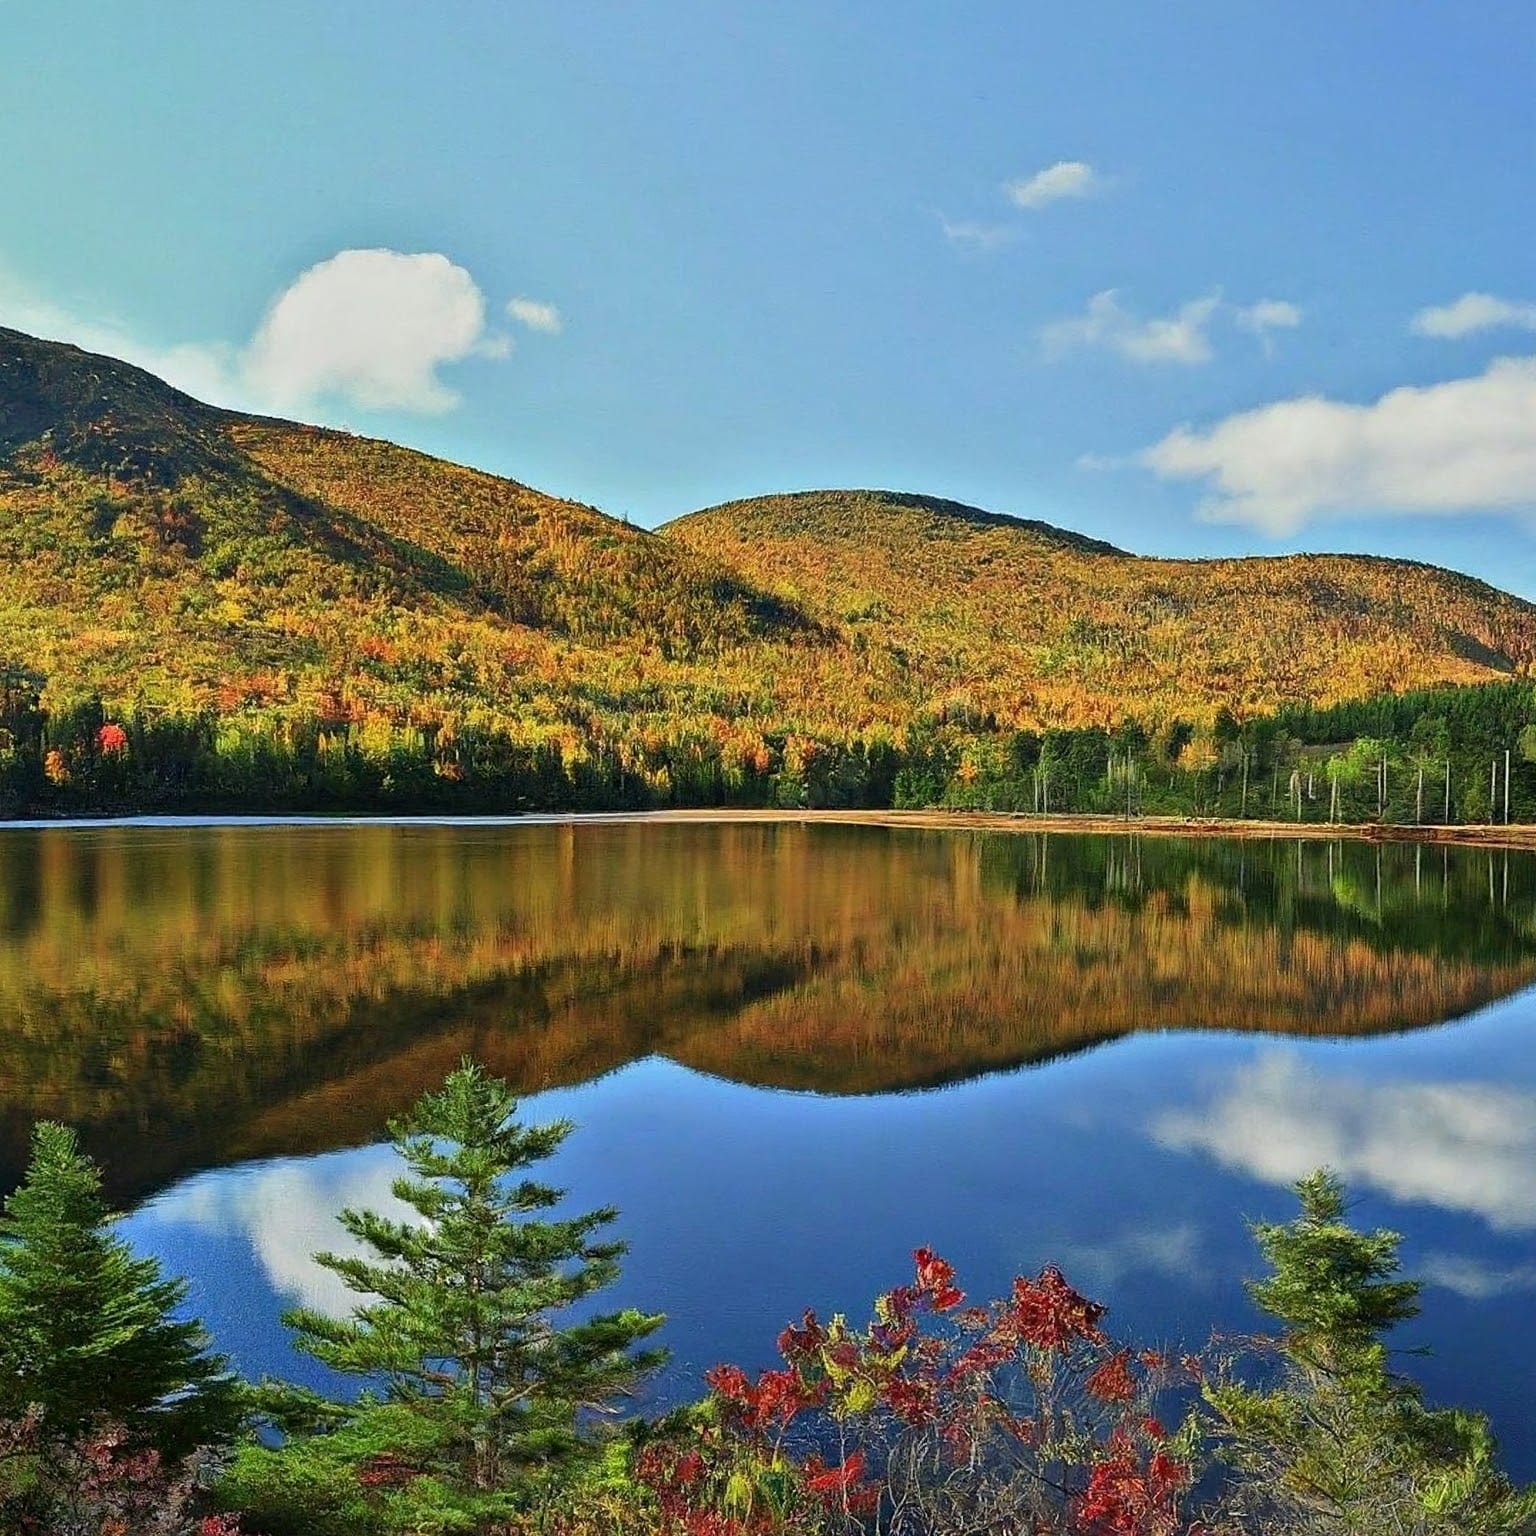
[1042,289,1222,365]
[140,1148,413,1317]
[1004,160,1103,211]
[506,296,563,335]
[1142,354,1536,533]
[1044,291,1304,367]
[1153,1051,1536,1232]
[244,250,502,413]
[937,215,1018,254]
[1234,298,1303,342]
[1411,292,1536,340]
[0,248,516,417]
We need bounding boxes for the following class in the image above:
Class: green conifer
[1205,1169,1536,1534]
[271,1059,664,1522]
[0,1120,240,1460]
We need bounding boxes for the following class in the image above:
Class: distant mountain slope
[230,420,811,651]
[663,489,1536,725]
[5,326,1536,778]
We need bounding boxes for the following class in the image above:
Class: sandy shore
[625,806,1536,851]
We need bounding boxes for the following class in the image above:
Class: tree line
[9,672,1536,824]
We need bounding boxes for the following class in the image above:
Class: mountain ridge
[3,327,1535,789]
[662,487,1536,724]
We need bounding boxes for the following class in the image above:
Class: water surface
[2,821,1534,1469]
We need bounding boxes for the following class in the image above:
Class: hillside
[0,328,869,802]
[6,327,1536,814]
[662,490,1536,727]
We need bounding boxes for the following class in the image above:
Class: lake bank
[519,805,1536,851]
[8,804,1536,850]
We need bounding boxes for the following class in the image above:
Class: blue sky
[3,2,1535,589]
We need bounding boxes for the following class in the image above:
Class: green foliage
[1247,1170,1420,1378]
[229,1060,665,1533]
[0,1120,240,1461]
[1203,1171,1536,1534]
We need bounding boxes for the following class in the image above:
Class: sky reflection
[126,990,1536,1471]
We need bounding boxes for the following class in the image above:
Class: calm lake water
[3,820,1536,1469]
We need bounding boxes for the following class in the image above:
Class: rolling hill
[661,489,1536,728]
[4,326,1536,813]
[0,327,861,782]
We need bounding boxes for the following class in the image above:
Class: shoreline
[7,804,1536,850]
[637,807,1536,850]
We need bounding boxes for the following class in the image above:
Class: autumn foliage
[7,328,1536,821]
[0,1412,241,1535]
[636,1249,1201,1536]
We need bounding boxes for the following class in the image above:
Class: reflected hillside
[0,821,1533,1202]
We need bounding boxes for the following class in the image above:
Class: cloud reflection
[1418,1253,1536,1300]
[143,1148,408,1317]
[1153,1051,1536,1231]
[1056,1222,1208,1293]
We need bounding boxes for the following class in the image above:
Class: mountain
[0,328,853,774]
[662,489,1536,727]
[4,327,1536,807]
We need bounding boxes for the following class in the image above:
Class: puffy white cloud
[1,248,519,417]
[1004,159,1103,210]
[1411,292,1536,339]
[1153,1051,1536,1231]
[506,296,563,334]
[1142,354,1536,533]
[244,249,502,413]
[1042,289,1222,365]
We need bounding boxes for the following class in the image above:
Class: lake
[3,819,1535,1471]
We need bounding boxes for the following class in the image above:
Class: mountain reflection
[1,821,1534,1202]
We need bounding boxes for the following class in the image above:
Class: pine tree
[272,1060,665,1520]
[1205,1170,1536,1534]
[0,1120,240,1460]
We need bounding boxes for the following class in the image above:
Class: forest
[9,671,1536,827]
[7,326,1536,824]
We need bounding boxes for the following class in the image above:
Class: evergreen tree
[236,1060,665,1531]
[1205,1170,1536,1534]
[0,1120,239,1460]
